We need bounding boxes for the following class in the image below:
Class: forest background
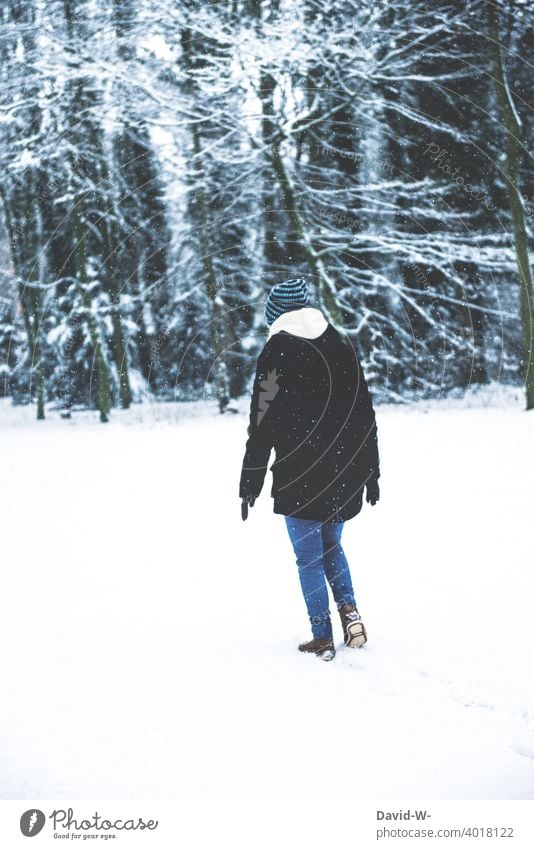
[0,0,533,422]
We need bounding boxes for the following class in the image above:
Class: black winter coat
[239,319,380,523]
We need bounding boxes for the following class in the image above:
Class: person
[239,278,380,661]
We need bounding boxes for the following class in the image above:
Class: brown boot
[298,639,336,661]
[339,604,367,648]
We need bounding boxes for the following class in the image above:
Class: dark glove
[241,493,256,521]
[365,477,380,506]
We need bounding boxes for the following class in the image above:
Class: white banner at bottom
[0,800,532,848]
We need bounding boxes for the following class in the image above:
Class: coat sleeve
[354,347,380,481]
[239,339,284,499]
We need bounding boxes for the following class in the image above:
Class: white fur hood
[268,306,329,340]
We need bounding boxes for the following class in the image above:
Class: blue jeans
[284,516,357,640]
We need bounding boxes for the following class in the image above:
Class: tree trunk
[73,200,111,423]
[64,0,112,422]
[488,3,534,409]
[181,22,232,413]
[0,181,46,420]
[269,146,344,325]
[190,121,231,413]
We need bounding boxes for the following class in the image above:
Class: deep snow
[1,388,533,800]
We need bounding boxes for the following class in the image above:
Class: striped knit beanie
[264,277,309,326]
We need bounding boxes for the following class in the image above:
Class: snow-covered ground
[1,387,533,800]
